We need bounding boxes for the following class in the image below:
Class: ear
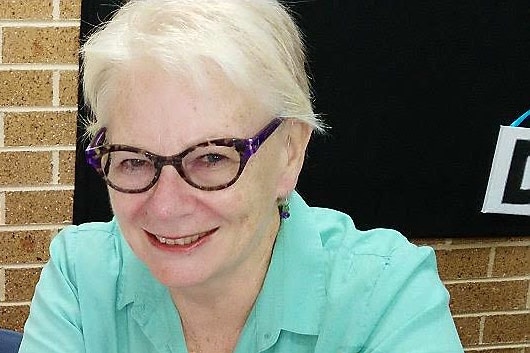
[276,120,313,197]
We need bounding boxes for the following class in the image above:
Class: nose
[143,165,198,220]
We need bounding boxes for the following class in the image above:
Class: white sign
[482,126,530,215]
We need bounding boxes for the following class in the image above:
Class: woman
[20,1,463,352]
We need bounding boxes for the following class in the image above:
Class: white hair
[81,0,325,137]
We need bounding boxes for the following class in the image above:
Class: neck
[171,216,280,353]
[174,253,272,353]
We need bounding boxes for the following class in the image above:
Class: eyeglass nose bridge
[151,155,189,186]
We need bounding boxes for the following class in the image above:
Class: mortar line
[51,150,60,184]
[0,21,79,27]
[0,63,78,71]
[526,280,530,310]
[431,241,530,250]
[0,224,68,232]
[0,112,4,147]
[52,70,61,107]
[453,309,530,318]
[0,301,31,307]
[0,268,5,302]
[464,343,530,351]
[0,106,77,113]
[486,247,496,277]
[1,264,45,270]
[53,0,61,20]
[0,185,74,192]
[0,192,5,225]
[443,276,530,285]
[478,316,485,345]
[0,26,3,64]
[0,146,76,152]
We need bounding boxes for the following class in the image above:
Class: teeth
[155,232,204,246]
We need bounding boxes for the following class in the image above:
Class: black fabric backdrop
[73,1,530,237]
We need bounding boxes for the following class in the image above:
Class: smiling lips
[152,228,217,246]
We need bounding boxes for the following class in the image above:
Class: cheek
[242,143,286,194]
[209,189,248,222]
[233,170,276,209]
[108,190,146,225]
[226,162,281,224]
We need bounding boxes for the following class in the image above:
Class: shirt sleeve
[361,242,464,353]
[18,226,86,353]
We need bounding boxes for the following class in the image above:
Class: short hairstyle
[81,0,325,137]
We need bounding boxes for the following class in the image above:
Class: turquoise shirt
[20,192,463,352]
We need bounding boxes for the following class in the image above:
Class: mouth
[147,228,218,248]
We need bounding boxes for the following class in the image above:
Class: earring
[278,198,290,220]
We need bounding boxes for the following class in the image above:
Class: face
[104,66,309,293]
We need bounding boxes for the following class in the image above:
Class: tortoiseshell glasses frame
[85,118,283,193]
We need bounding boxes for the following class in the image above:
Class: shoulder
[52,220,119,244]
[310,205,425,259]
[21,220,131,352]
[307,208,457,350]
[288,192,433,275]
[320,220,438,300]
[51,220,120,256]
[308,205,442,307]
[47,219,123,289]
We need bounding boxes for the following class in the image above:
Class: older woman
[20,1,463,352]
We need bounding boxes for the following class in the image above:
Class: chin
[149,264,214,290]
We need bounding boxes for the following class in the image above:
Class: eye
[187,153,234,171]
[199,153,228,166]
[183,145,240,174]
[107,151,154,175]
[121,158,151,171]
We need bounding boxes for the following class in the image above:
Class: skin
[103,65,312,351]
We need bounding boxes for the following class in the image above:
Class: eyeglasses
[85,118,283,193]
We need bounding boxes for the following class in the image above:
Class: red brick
[493,246,530,278]
[447,280,528,314]
[0,230,51,264]
[0,305,29,332]
[483,313,530,344]
[436,248,490,280]
[453,316,480,346]
[4,268,42,302]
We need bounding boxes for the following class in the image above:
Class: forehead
[105,66,271,151]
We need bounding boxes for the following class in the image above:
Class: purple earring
[279,198,290,219]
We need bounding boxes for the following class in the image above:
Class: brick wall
[415,238,530,352]
[0,0,79,332]
[0,1,528,352]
